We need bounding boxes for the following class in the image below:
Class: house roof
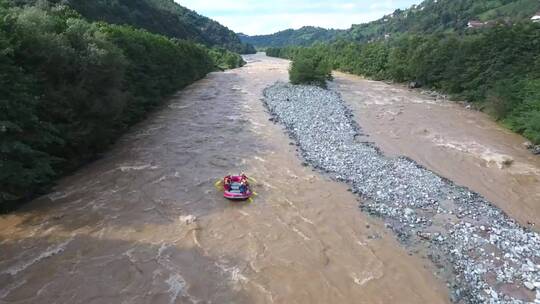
[468,20,486,28]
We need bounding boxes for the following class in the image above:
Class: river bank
[263,82,540,303]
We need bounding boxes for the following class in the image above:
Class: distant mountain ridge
[239,26,343,48]
[240,0,540,48]
[10,0,256,53]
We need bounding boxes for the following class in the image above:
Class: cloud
[175,0,421,35]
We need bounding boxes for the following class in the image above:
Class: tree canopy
[10,0,257,53]
[288,49,332,88]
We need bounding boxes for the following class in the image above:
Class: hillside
[241,0,540,48]
[10,0,256,53]
[239,26,342,49]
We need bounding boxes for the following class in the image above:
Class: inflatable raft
[222,175,252,200]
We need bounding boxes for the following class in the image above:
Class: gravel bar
[263,82,540,304]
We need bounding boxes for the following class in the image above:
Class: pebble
[263,82,540,304]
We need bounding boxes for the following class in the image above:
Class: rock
[417,231,432,240]
[524,142,534,149]
[500,156,514,168]
[525,282,535,290]
[262,82,540,304]
[179,215,197,225]
[408,81,421,89]
[404,208,414,217]
[490,289,499,300]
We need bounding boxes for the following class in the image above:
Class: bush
[504,79,540,144]
[0,17,60,204]
[207,47,245,70]
[289,50,332,87]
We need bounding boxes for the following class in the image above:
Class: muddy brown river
[331,73,540,229]
[0,54,449,303]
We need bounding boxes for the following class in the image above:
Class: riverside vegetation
[267,21,540,146]
[11,0,257,54]
[0,1,246,210]
[288,49,332,88]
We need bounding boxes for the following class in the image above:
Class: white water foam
[168,103,191,110]
[165,274,187,304]
[0,279,27,299]
[351,272,375,286]
[119,164,159,172]
[291,226,311,241]
[179,215,197,225]
[48,191,69,201]
[2,237,74,276]
[432,137,514,169]
[214,260,248,286]
[155,244,200,304]
[254,156,266,163]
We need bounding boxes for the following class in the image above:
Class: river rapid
[331,73,540,230]
[0,54,449,304]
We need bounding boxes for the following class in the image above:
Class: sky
[175,0,422,35]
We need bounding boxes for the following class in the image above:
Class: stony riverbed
[263,82,540,304]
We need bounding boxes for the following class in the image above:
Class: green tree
[289,49,332,87]
[0,10,59,206]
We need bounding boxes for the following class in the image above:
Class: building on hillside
[467,20,486,28]
[532,12,540,23]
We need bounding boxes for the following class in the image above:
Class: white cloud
[214,12,385,35]
[175,0,421,35]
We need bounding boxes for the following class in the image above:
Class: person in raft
[224,175,232,191]
[239,173,249,193]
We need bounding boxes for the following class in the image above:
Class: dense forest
[0,1,245,210]
[266,21,540,145]
[10,0,257,54]
[242,0,540,48]
[238,27,342,49]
